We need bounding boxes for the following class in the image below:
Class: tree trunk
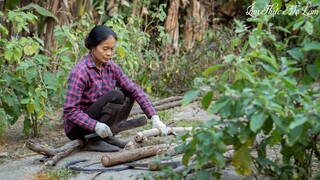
[183,0,207,51]
[164,0,180,60]
[43,0,60,59]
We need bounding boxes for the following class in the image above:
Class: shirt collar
[86,53,96,69]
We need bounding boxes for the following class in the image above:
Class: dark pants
[67,89,133,140]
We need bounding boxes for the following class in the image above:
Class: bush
[161,0,320,179]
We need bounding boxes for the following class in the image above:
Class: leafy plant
[158,0,320,179]
[0,8,72,137]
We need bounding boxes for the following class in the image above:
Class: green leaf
[25,69,38,83]
[26,101,35,114]
[304,41,320,51]
[182,89,199,106]
[293,20,304,30]
[281,76,297,89]
[254,0,270,11]
[201,92,213,110]
[249,33,258,48]
[315,58,320,71]
[250,110,268,133]
[43,72,59,90]
[287,48,303,60]
[195,170,210,180]
[239,69,255,83]
[304,21,313,35]
[273,26,291,34]
[60,55,72,63]
[118,46,125,59]
[258,54,279,70]
[272,0,282,10]
[203,64,223,76]
[269,129,282,147]
[5,0,20,9]
[22,117,32,135]
[306,64,319,80]
[288,126,302,146]
[22,3,58,22]
[4,49,13,61]
[208,96,231,114]
[232,146,252,176]
[21,98,30,104]
[289,114,308,130]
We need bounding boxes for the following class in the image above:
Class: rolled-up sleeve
[112,63,156,118]
[63,70,97,134]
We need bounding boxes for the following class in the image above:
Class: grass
[32,168,78,180]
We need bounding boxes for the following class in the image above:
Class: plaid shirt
[63,53,156,134]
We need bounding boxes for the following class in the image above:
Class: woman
[63,25,167,152]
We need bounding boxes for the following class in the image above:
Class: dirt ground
[0,101,247,180]
[2,98,318,180]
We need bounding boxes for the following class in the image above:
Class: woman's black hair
[84,25,117,50]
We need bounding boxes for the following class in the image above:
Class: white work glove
[94,122,113,138]
[151,115,168,135]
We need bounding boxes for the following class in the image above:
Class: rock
[0,152,9,158]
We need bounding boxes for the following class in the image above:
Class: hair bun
[84,35,91,50]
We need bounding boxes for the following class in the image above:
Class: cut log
[101,144,168,167]
[135,127,192,143]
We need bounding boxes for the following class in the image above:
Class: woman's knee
[108,89,125,104]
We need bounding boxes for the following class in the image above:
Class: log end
[101,155,111,167]
[134,132,145,142]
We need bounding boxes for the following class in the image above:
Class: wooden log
[135,127,192,143]
[130,96,183,113]
[152,96,183,106]
[101,144,168,167]
[130,97,201,116]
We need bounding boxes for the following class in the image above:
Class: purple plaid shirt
[63,53,156,134]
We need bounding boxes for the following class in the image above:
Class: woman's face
[91,36,116,67]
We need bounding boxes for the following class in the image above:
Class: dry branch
[25,139,84,166]
[101,144,168,167]
[135,127,192,143]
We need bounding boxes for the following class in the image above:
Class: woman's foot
[103,136,129,148]
[83,140,120,152]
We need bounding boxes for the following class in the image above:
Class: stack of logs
[26,96,234,173]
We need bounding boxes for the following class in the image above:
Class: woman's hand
[151,115,168,135]
[95,122,113,138]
